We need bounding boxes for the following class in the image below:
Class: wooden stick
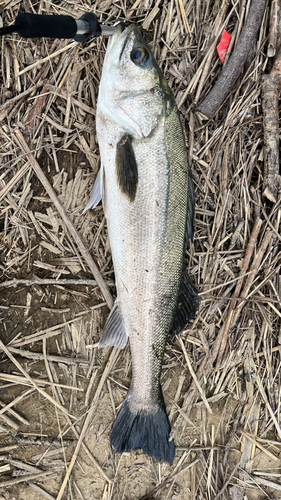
[197,0,267,119]
[193,0,229,105]
[268,0,281,57]
[261,46,281,202]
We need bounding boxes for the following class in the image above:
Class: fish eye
[131,47,149,65]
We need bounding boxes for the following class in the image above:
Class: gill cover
[98,25,174,138]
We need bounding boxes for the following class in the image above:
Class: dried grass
[0,1,280,499]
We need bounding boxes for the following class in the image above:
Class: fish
[84,23,199,465]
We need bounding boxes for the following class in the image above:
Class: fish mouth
[113,21,126,36]
[106,23,134,62]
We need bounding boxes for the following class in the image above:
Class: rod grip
[15,13,77,39]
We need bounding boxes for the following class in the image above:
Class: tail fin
[110,396,175,465]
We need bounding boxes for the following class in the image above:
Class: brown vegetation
[0,1,280,499]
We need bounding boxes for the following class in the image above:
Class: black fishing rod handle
[15,13,77,39]
[14,12,101,41]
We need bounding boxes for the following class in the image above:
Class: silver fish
[85,23,198,464]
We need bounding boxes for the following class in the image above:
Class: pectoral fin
[99,301,128,349]
[116,134,138,202]
[83,168,102,213]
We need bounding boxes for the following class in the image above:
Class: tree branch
[196,0,266,120]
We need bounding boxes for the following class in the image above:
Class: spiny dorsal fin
[116,134,138,202]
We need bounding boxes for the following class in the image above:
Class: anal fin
[99,301,128,349]
[173,271,199,334]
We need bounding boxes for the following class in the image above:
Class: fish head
[98,24,174,138]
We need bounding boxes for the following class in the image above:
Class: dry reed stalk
[240,431,279,462]
[0,339,75,417]
[0,445,18,453]
[10,319,81,348]
[178,336,212,414]
[16,42,78,77]
[214,218,263,365]
[138,458,200,500]
[245,474,281,491]
[0,162,30,203]
[28,483,56,500]
[13,129,114,309]
[0,400,29,426]
[232,230,273,319]
[0,373,83,391]
[0,470,55,488]
[7,346,89,366]
[56,347,119,498]
[0,412,18,431]
[0,388,34,417]
[0,465,11,474]
[256,373,281,440]
[9,458,42,473]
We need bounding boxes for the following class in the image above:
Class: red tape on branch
[217,30,232,64]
